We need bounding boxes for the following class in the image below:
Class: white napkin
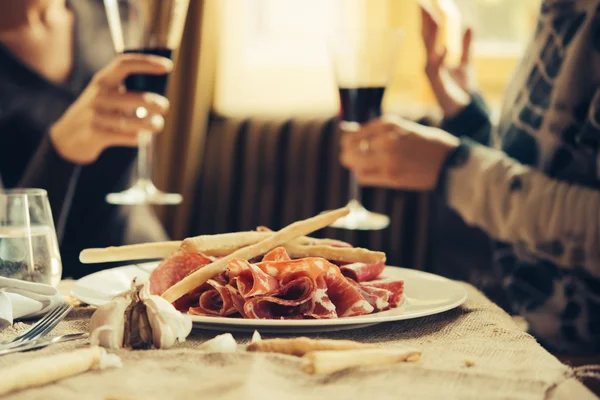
[0,277,64,330]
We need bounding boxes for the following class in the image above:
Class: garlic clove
[89,297,130,349]
[199,333,237,352]
[251,330,262,343]
[144,294,192,349]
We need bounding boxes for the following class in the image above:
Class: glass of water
[0,189,62,286]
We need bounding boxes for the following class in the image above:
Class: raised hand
[49,53,172,165]
[420,2,475,118]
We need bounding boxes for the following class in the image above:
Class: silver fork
[0,303,73,350]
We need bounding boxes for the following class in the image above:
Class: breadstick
[181,233,349,255]
[284,243,385,264]
[161,208,349,303]
[302,348,421,375]
[79,241,182,264]
[0,346,122,396]
[246,337,377,356]
[79,234,350,264]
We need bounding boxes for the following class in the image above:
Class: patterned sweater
[437,0,600,354]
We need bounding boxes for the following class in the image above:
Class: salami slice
[340,261,386,282]
[361,279,404,307]
[261,247,292,262]
[243,276,315,319]
[149,251,212,296]
[227,258,280,298]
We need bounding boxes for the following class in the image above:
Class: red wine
[123,48,173,96]
[339,87,386,124]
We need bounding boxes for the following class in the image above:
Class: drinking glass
[0,189,62,287]
[329,28,402,230]
[103,0,190,205]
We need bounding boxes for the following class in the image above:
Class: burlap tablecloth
[0,281,594,400]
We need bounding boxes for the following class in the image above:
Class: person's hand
[49,53,172,165]
[420,2,474,118]
[340,116,460,191]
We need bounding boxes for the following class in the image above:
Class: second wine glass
[103,0,190,205]
[329,28,403,230]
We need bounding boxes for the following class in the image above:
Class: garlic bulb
[90,280,192,350]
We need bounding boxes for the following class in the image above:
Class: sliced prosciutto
[189,279,240,317]
[305,273,337,319]
[149,251,212,296]
[354,284,391,311]
[361,279,404,307]
[323,274,374,317]
[227,258,279,298]
[244,276,315,319]
[340,261,386,282]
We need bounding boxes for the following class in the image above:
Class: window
[214,0,541,117]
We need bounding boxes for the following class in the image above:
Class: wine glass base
[106,182,182,205]
[327,200,390,230]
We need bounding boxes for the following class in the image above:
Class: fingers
[94,91,170,116]
[92,110,165,135]
[93,53,173,88]
[420,3,439,55]
[461,27,473,66]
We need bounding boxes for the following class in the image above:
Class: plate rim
[72,263,467,327]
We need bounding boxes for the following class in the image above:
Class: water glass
[0,189,62,286]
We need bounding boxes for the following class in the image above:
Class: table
[0,280,595,400]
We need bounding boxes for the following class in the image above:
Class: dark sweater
[0,0,167,279]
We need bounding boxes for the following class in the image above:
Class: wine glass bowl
[103,0,190,205]
[0,189,62,287]
[329,28,403,230]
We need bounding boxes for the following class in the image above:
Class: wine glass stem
[137,131,154,184]
[349,173,361,204]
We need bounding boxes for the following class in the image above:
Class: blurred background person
[341,0,600,355]
[0,0,171,278]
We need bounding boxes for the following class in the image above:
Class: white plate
[72,263,467,333]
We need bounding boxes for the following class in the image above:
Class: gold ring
[359,138,371,153]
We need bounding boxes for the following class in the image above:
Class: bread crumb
[463,359,475,368]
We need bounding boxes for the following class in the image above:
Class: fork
[0,332,88,356]
[0,303,73,350]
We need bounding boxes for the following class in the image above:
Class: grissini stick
[0,346,121,397]
[283,243,385,265]
[161,208,349,303]
[302,348,421,375]
[246,337,377,356]
[79,241,182,264]
[79,234,350,264]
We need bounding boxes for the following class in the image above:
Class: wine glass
[0,189,62,287]
[103,0,190,205]
[329,28,402,230]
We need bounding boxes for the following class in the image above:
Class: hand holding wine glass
[50,54,172,165]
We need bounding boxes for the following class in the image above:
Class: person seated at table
[341,0,600,355]
[0,0,170,278]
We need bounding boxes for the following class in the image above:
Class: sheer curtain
[154,0,221,239]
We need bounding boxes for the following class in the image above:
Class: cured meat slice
[323,274,374,317]
[227,258,280,298]
[340,261,386,282]
[355,284,391,311]
[244,276,315,319]
[189,279,239,316]
[361,279,404,307]
[149,251,212,296]
[256,257,340,280]
[262,247,292,262]
[306,273,337,319]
